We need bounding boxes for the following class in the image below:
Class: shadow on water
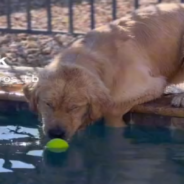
[1,111,184,184]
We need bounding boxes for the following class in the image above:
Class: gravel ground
[0,0,181,67]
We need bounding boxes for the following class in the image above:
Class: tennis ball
[45,138,69,153]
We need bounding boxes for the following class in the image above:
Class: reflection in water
[0,113,184,184]
[0,125,39,140]
[27,150,43,157]
[0,159,12,173]
[10,160,35,169]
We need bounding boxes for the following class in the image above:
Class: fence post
[134,0,139,9]
[68,0,74,34]
[26,0,32,31]
[112,0,117,20]
[47,0,52,33]
[6,0,11,29]
[89,0,95,29]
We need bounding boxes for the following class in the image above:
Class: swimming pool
[1,109,184,184]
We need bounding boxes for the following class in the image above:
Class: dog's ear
[87,81,112,122]
[23,82,39,112]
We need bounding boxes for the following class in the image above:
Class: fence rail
[0,0,184,36]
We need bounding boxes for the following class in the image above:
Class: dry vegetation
[0,0,181,67]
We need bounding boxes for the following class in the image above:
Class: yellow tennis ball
[45,138,69,153]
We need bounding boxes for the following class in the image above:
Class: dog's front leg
[104,113,127,127]
[104,72,167,127]
[104,103,135,127]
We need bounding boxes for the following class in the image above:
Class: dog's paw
[171,93,184,107]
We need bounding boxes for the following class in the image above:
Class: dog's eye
[46,102,53,109]
[68,105,79,112]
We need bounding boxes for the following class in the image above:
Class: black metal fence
[0,0,184,36]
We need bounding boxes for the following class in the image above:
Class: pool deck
[0,65,184,129]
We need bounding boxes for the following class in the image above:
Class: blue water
[1,111,184,184]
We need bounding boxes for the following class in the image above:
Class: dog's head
[23,64,111,140]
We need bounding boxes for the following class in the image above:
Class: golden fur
[24,3,184,138]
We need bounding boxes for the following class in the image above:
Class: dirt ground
[0,0,181,67]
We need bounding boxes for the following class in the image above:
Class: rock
[27,55,39,65]
[18,34,28,40]
[26,48,40,54]
[17,57,26,65]
[5,53,14,58]
[10,42,22,49]
[0,46,9,57]
[41,47,52,54]
[27,36,38,41]
[0,35,10,45]
[25,41,39,49]
[5,53,17,61]
[14,13,23,20]
[54,34,63,46]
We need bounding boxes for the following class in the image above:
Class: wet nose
[48,127,66,139]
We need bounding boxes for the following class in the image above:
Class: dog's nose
[48,127,66,139]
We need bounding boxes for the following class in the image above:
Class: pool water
[1,111,184,184]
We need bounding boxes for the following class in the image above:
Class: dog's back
[58,3,184,82]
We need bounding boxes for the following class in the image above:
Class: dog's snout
[48,127,66,139]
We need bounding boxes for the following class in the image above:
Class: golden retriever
[23,3,184,139]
